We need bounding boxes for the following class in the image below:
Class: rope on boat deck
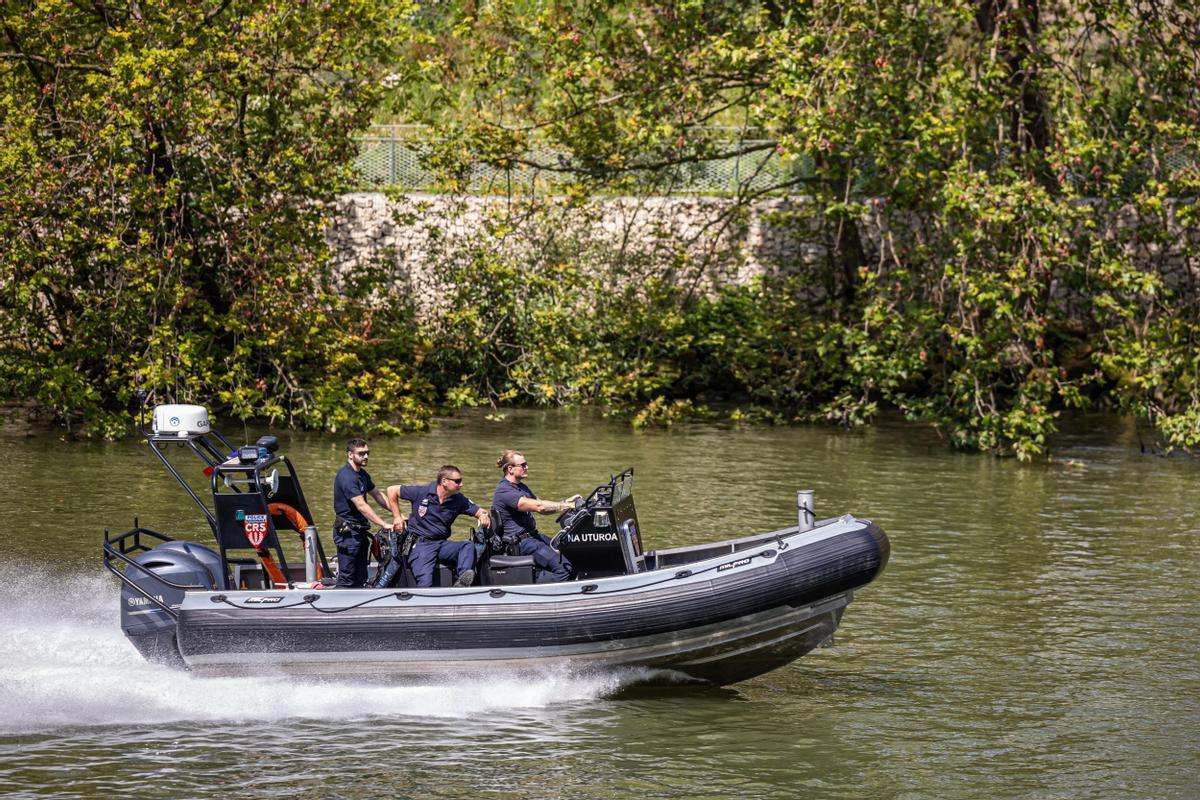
[206,537,790,614]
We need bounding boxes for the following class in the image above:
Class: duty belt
[501,530,532,546]
[334,516,370,535]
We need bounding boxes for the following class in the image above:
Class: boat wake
[0,564,663,734]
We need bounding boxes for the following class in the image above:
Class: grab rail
[101,526,207,620]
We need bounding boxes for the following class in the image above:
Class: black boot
[374,558,403,588]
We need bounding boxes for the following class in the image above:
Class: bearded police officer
[331,438,399,588]
[492,450,579,583]
[380,465,490,587]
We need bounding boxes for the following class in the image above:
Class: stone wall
[328,192,844,315]
[328,192,1200,315]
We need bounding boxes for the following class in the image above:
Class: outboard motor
[155,540,228,585]
[119,541,223,669]
[104,397,332,667]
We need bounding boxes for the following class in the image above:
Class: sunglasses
[511,462,528,468]
[444,476,463,485]
[354,450,370,456]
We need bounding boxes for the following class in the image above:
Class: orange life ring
[257,547,290,589]
[268,502,310,531]
[267,502,330,581]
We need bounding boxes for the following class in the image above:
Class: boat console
[552,469,646,579]
[471,468,646,585]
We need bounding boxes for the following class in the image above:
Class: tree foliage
[1,0,431,435]
[4,0,1200,457]
[384,0,1200,457]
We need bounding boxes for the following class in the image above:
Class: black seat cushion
[489,554,536,568]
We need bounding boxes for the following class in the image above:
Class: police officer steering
[492,450,579,583]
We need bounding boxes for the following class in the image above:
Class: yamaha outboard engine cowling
[120,542,224,669]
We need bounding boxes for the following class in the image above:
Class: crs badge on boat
[242,514,269,547]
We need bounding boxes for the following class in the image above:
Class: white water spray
[0,565,654,734]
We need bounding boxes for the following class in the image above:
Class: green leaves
[377,0,1200,457]
[0,0,428,436]
[6,0,1200,456]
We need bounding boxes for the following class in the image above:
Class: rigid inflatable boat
[103,401,890,686]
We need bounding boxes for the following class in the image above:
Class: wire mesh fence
[354,126,436,188]
[352,125,1196,195]
[352,125,811,194]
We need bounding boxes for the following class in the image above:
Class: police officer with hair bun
[491,450,578,583]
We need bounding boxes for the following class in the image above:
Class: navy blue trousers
[519,533,572,583]
[333,529,370,588]
[409,538,476,587]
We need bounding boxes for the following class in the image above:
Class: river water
[0,410,1196,799]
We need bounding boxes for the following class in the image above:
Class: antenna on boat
[797,490,815,532]
[133,387,153,436]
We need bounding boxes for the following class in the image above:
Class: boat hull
[173,519,888,686]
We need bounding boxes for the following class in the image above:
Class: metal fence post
[390,126,398,186]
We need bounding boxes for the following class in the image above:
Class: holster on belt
[334,516,370,537]
[497,530,529,555]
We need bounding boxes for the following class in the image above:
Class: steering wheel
[555,495,586,527]
[550,507,578,549]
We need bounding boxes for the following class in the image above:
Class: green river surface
[0,409,1197,799]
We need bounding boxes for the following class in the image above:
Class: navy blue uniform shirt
[397,482,480,541]
[333,463,375,527]
[493,479,539,538]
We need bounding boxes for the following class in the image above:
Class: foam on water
[0,564,650,734]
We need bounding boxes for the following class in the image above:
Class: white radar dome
[152,404,211,436]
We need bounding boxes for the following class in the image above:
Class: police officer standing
[332,438,399,588]
[492,450,579,583]
[381,465,490,587]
